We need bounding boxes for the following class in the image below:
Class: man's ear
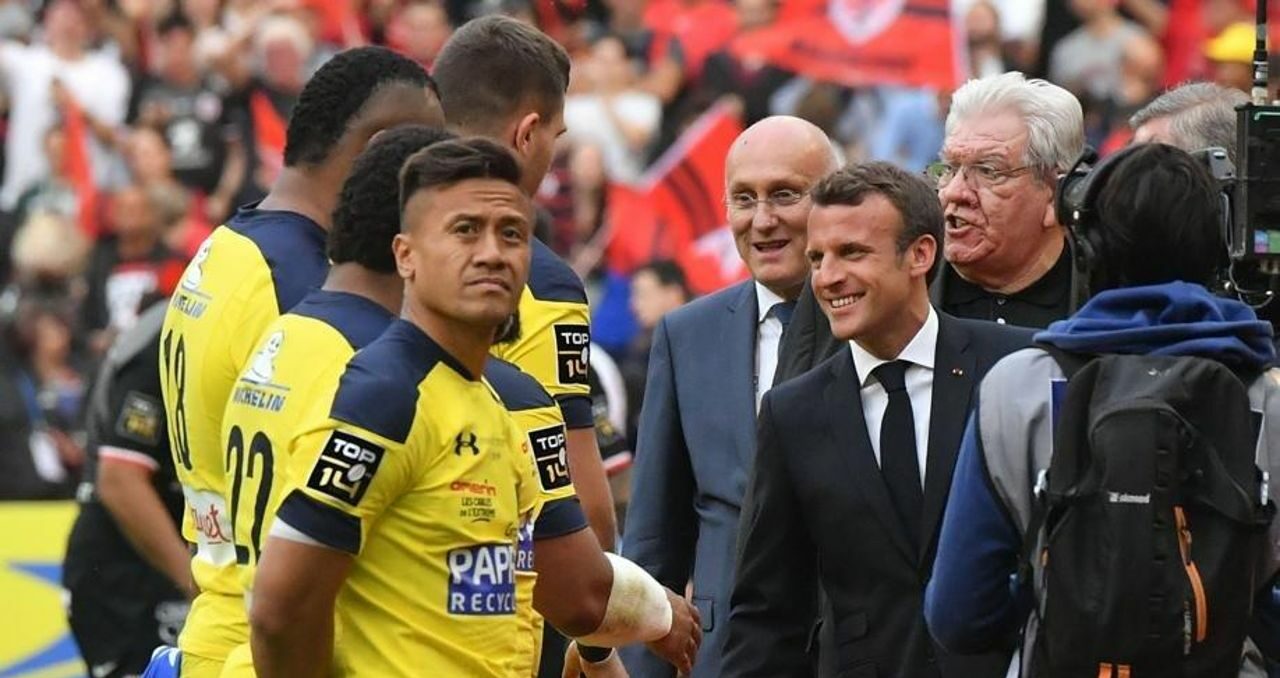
[911,234,937,279]
[1043,176,1061,229]
[513,111,542,159]
[393,232,415,282]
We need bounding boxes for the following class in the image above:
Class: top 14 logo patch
[306,430,385,506]
[554,324,590,386]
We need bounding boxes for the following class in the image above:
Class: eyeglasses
[726,188,808,213]
[925,161,1034,189]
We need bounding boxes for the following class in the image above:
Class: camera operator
[924,143,1280,677]
[1128,82,1280,348]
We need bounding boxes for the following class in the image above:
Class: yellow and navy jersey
[159,207,328,662]
[485,358,588,676]
[221,290,395,595]
[275,319,540,678]
[491,238,594,431]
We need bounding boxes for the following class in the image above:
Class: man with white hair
[776,72,1085,383]
[1130,81,1249,163]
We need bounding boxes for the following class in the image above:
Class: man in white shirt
[0,0,130,209]
[620,115,838,678]
[722,161,1032,678]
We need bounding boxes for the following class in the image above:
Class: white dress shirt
[754,282,788,412]
[848,306,938,486]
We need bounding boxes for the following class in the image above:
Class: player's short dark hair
[328,125,456,273]
[810,161,944,284]
[432,15,571,135]
[1088,143,1224,291]
[398,137,524,220]
[635,259,692,300]
[283,46,433,167]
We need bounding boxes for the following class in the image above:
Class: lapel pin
[951,368,965,377]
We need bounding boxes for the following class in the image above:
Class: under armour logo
[454,431,480,456]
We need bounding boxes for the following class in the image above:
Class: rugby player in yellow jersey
[215,125,453,677]
[157,46,442,678]
[248,139,701,677]
[229,129,697,678]
[433,17,619,563]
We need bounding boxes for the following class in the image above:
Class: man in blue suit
[620,116,839,678]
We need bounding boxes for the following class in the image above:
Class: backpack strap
[1033,342,1094,380]
[1018,344,1095,627]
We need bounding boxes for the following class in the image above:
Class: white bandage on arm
[575,553,674,646]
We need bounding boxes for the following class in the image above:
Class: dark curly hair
[328,125,456,273]
[283,46,434,168]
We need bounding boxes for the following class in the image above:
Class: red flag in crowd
[605,103,748,295]
[250,90,288,188]
[730,0,962,91]
[643,0,739,79]
[61,97,99,238]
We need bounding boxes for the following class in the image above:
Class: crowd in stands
[0,0,1270,500]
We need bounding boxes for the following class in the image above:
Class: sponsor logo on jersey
[528,424,571,491]
[182,240,212,292]
[230,384,288,412]
[183,488,235,565]
[243,331,283,385]
[173,239,213,318]
[515,518,535,572]
[306,431,385,506]
[232,333,290,412]
[447,543,516,615]
[454,430,481,456]
[553,324,590,385]
[453,479,497,523]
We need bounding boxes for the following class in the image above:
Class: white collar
[848,305,939,387]
[754,281,789,324]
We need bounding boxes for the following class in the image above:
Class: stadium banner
[604,103,748,295]
[0,502,84,678]
[730,0,964,91]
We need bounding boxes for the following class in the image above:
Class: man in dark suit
[620,116,839,678]
[775,73,1085,384]
[723,162,1031,678]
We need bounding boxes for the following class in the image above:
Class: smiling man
[723,162,1031,678]
[620,116,838,678]
[775,72,1083,387]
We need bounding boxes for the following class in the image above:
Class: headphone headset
[1054,144,1149,301]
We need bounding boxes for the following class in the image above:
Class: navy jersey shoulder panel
[484,358,556,412]
[277,489,361,555]
[556,394,594,430]
[226,207,328,314]
[527,239,587,304]
[329,320,474,443]
[532,497,588,540]
[289,290,396,350]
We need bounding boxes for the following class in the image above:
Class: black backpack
[1025,350,1275,678]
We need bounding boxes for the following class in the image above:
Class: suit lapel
[920,313,976,563]
[723,282,760,468]
[824,350,916,563]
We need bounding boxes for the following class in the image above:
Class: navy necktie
[873,360,922,554]
[771,300,796,329]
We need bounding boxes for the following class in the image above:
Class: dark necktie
[771,300,796,329]
[873,360,923,554]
